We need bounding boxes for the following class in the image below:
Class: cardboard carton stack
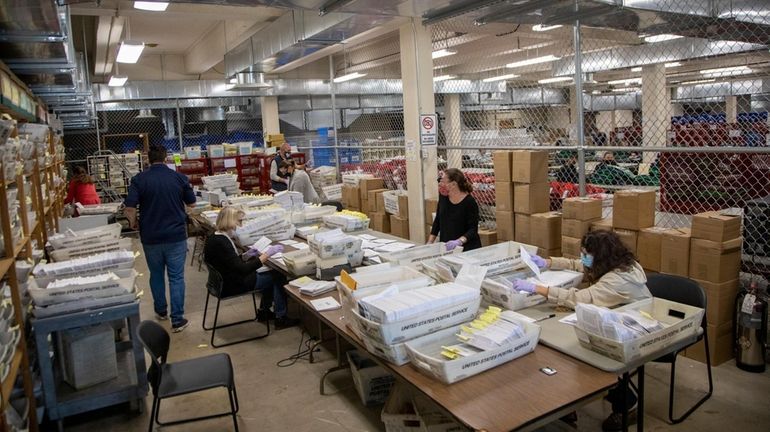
[358,178,384,217]
[659,228,691,277]
[636,227,669,273]
[368,188,391,233]
[685,211,743,366]
[511,151,549,244]
[611,189,656,256]
[379,190,409,239]
[530,211,562,257]
[561,197,602,259]
[493,151,515,242]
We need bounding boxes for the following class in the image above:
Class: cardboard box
[493,151,513,182]
[685,322,734,366]
[513,183,550,214]
[590,217,613,232]
[343,185,360,210]
[613,229,638,254]
[390,215,410,239]
[561,197,603,221]
[531,212,562,249]
[514,214,531,244]
[511,151,549,183]
[691,211,742,242]
[360,198,369,215]
[359,178,385,202]
[562,236,582,259]
[637,227,668,272]
[693,279,739,325]
[367,189,389,213]
[660,228,691,277]
[377,193,387,216]
[479,229,498,247]
[496,211,515,242]
[562,218,597,239]
[370,212,390,233]
[537,247,562,258]
[689,237,742,283]
[425,198,438,225]
[396,194,409,219]
[612,189,656,230]
[495,182,514,212]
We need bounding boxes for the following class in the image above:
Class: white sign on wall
[420,113,437,146]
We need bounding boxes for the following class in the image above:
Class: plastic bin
[336,266,433,314]
[381,383,466,432]
[574,297,704,363]
[438,241,538,277]
[347,350,395,406]
[282,249,317,276]
[361,336,410,366]
[59,324,118,390]
[379,243,458,268]
[480,271,546,311]
[404,320,540,384]
[323,214,370,232]
[49,238,133,262]
[29,269,137,306]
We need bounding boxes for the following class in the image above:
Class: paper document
[292,243,309,250]
[455,264,486,290]
[279,239,298,245]
[310,297,341,311]
[358,234,377,241]
[559,313,578,326]
[373,238,397,245]
[520,245,541,278]
[251,237,272,253]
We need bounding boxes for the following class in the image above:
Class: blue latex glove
[531,254,548,269]
[445,239,462,251]
[513,279,536,294]
[264,244,284,257]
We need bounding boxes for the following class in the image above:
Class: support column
[261,96,280,138]
[725,96,738,123]
[445,93,462,169]
[641,64,671,148]
[569,87,579,142]
[400,19,437,242]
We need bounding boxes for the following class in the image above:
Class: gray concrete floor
[59,238,770,432]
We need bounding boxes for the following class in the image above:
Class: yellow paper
[173,154,182,166]
[339,269,357,291]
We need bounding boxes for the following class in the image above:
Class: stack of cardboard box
[493,151,514,242]
[561,197,602,259]
[659,228,691,277]
[685,211,743,365]
[511,151,550,246]
[368,189,392,233]
[358,178,384,217]
[611,189,656,257]
[266,133,285,148]
[636,226,670,273]
[531,211,562,257]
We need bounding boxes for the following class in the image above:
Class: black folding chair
[136,320,240,432]
[646,274,714,424]
[202,262,270,348]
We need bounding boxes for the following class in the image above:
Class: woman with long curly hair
[513,229,652,430]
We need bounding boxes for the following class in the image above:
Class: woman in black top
[203,206,298,329]
[427,168,481,251]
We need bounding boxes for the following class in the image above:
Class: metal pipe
[329,55,340,180]
[176,99,184,151]
[428,145,770,155]
[573,17,587,197]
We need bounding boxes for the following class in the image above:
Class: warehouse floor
[57,239,770,432]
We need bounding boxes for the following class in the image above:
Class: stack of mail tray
[48,223,122,249]
[439,241,538,277]
[235,211,295,243]
[378,242,458,269]
[308,229,364,267]
[481,270,583,311]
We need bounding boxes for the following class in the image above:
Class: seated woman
[282,159,320,204]
[204,206,299,329]
[513,229,651,430]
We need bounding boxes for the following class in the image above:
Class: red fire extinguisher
[735,280,767,373]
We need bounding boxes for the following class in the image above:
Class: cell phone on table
[540,367,557,376]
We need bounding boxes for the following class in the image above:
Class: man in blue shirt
[124,146,197,332]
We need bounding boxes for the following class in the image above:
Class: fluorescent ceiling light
[644,34,683,43]
[482,73,519,82]
[607,77,642,85]
[665,62,682,68]
[538,76,572,84]
[433,75,456,82]
[108,76,128,87]
[229,77,237,84]
[432,49,457,59]
[591,90,601,94]
[612,87,640,93]
[134,1,169,11]
[116,41,145,63]
[333,72,366,83]
[699,65,751,76]
[679,79,715,85]
[631,67,642,72]
[506,55,560,69]
[532,24,562,32]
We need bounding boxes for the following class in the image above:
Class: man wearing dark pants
[124,146,197,333]
[270,142,292,192]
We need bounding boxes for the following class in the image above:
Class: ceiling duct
[224,9,392,77]
[227,73,272,90]
[135,109,156,119]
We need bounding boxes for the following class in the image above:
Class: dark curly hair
[581,230,636,282]
[443,168,473,193]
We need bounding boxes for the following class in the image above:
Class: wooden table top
[285,285,618,432]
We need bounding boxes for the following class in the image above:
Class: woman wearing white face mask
[427,168,481,251]
[513,229,651,431]
[512,229,651,310]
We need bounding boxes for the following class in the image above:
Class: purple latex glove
[513,279,536,293]
[263,244,284,257]
[531,254,548,269]
[445,239,462,251]
[244,248,259,258]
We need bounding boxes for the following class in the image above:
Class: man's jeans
[143,240,188,326]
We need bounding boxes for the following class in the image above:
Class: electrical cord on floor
[276,329,320,367]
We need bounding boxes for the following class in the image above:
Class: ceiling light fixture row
[433,75,456,82]
[134,2,169,12]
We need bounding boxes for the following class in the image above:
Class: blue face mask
[581,253,594,268]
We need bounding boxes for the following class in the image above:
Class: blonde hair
[215,206,245,232]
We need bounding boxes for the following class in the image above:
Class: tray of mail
[33,294,138,319]
[323,212,370,232]
[360,336,411,366]
[77,203,123,215]
[32,251,136,287]
[438,241,537,277]
[29,269,137,306]
[378,243,459,268]
[48,223,122,249]
[574,297,704,364]
[349,283,480,345]
[49,238,133,262]
[308,229,363,259]
[404,311,540,384]
[336,266,434,315]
